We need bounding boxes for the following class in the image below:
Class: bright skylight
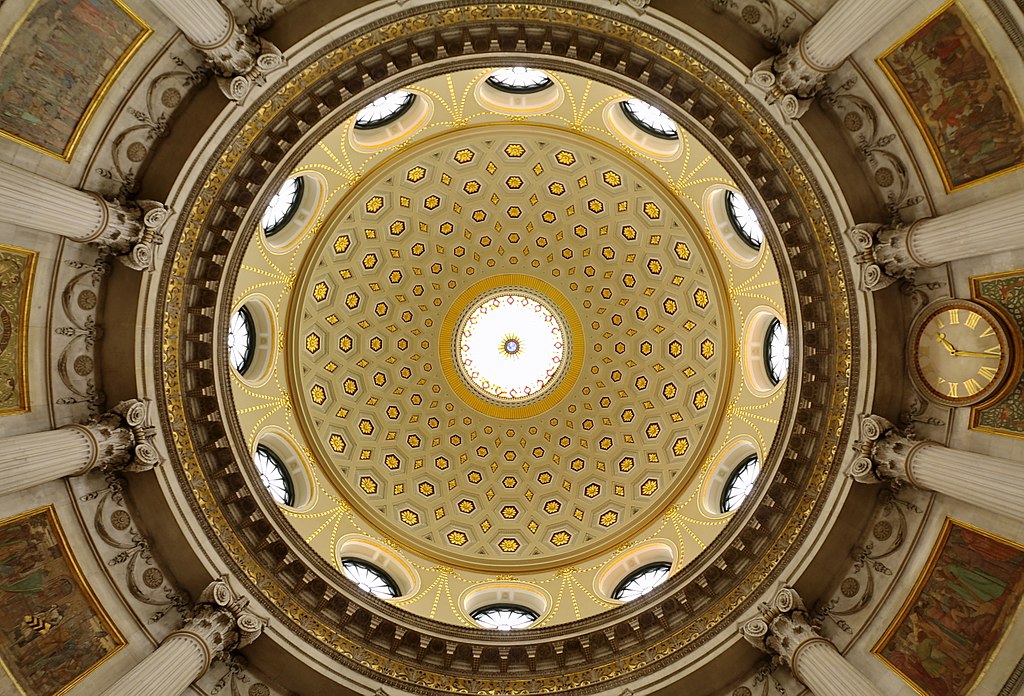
[457,293,566,401]
[620,98,678,138]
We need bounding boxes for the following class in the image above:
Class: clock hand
[953,350,999,358]
[934,332,957,355]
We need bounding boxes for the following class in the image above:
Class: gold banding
[440,274,584,419]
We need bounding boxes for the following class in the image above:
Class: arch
[263,171,327,253]
[742,307,789,396]
[348,90,433,152]
[705,186,767,267]
[603,98,682,161]
[460,582,551,626]
[474,68,563,114]
[229,294,277,387]
[595,541,676,601]
[253,427,317,511]
[336,535,420,598]
[700,437,761,518]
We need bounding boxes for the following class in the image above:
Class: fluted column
[749,0,924,119]
[741,587,885,696]
[850,192,1024,289]
[105,577,266,696]
[0,400,161,493]
[149,0,284,101]
[0,161,167,270]
[849,414,1024,521]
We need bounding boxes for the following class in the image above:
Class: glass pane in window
[471,605,538,630]
[254,445,294,506]
[354,90,416,129]
[261,176,303,236]
[228,306,255,374]
[726,191,764,249]
[612,562,671,601]
[342,559,400,598]
[721,455,760,513]
[620,98,678,139]
[486,67,553,93]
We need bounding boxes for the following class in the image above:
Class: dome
[2,1,1023,696]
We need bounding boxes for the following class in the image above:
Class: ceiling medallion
[455,288,569,404]
[440,274,584,419]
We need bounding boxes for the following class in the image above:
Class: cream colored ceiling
[229,68,786,624]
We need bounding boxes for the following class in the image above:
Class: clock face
[909,300,1014,407]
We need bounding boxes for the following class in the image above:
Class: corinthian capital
[184,576,267,661]
[848,221,923,291]
[748,38,829,121]
[89,195,170,271]
[198,18,285,103]
[66,398,162,474]
[847,414,917,484]
[740,586,826,667]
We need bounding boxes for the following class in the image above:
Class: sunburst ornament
[501,334,522,358]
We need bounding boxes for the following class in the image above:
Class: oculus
[456,290,568,403]
[765,318,789,385]
[354,90,416,129]
[620,98,678,139]
[341,558,401,598]
[612,562,671,601]
[726,191,764,250]
[721,454,759,513]
[254,445,294,506]
[261,176,304,236]
[486,67,553,93]
[908,299,1016,407]
[228,306,255,375]
[471,604,539,630]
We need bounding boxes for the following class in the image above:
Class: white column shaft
[907,192,1024,267]
[909,443,1023,520]
[0,428,95,493]
[802,0,922,70]
[103,633,208,696]
[149,0,234,48]
[0,161,105,242]
[792,639,886,696]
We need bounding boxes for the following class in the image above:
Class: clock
[908,299,1018,407]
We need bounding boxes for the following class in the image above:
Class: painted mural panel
[0,244,36,415]
[0,506,125,695]
[971,270,1024,438]
[879,3,1024,190]
[873,519,1024,695]
[0,0,150,159]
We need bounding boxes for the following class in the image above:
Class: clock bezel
[908,299,1016,407]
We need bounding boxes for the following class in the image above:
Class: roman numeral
[948,309,960,325]
[980,326,995,337]
[965,312,981,329]
[947,382,959,398]
[979,365,997,380]
[986,345,1001,355]
[936,318,945,329]
[964,378,980,396]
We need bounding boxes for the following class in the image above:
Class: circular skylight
[342,559,401,599]
[261,176,303,236]
[228,306,255,374]
[620,98,678,139]
[456,291,568,402]
[612,562,671,601]
[354,90,416,129]
[726,191,764,249]
[486,67,553,93]
[254,445,294,505]
[471,605,538,630]
[765,318,789,384]
[721,454,760,513]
